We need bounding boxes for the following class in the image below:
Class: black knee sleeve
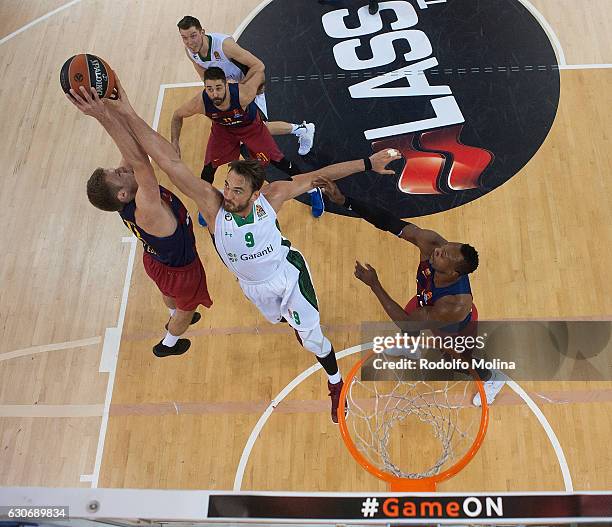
[316,346,339,376]
[343,196,409,236]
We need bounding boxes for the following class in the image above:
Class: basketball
[60,54,116,98]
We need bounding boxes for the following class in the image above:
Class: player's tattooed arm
[263,149,401,211]
[171,94,205,156]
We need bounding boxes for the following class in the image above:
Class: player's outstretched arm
[66,86,162,218]
[314,176,446,259]
[354,261,467,325]
[354,261,411,322]
[263,149,401,211]
[171,94,205,155]
[398,224,447,259]
[109,78,222,224]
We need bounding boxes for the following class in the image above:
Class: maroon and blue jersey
[203,82,257,127]
[416,260,472,333]
[119,186,196,267]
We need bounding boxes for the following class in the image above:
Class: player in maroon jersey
[171,67,325,225]
[67,87,212,358]
[314,176,505,406]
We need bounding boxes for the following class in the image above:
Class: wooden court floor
[0,1,611,492]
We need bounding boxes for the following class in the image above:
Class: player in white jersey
[177,16,323,219]
[107,77,401,422]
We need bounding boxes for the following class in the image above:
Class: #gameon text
[372,332,486,354]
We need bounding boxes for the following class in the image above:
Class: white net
[345,350,486,480]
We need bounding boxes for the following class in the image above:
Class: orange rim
[338,350,489,491]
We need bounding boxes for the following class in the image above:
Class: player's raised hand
[104,76,135,115]
[354,261,380,287]
[369,148,402,175]
[66,86,109,122]
[313,176,345,205]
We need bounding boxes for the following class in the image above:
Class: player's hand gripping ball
[60,54,116,99]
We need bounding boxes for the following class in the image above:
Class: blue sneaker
[198,212,207,227]
[310,187,325,218]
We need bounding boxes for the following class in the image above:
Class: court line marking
[88,235,137,488]
[0,337,101,362]
[233,0,275,40]
[160,82,202,90]
[0,404,104,418]
[559,63,612,70]
[108,387,612,416]
[234,343,573,492]
[516,0,566,66]
[121,314,612,342]
[160,63,612,94]
[152,85,167,131]
[505,378,573,491]
[234,342,369,491]
[0,0,84,46]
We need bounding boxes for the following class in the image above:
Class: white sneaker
[296,122,315,155]
[473,370,505,406]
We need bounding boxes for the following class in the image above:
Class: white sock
[162,332,179,347]
[168,308,176,317]
[328,371,342,384]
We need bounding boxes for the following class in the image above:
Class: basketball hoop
[338,350,489,492]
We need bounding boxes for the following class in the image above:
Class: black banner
[208,493,612,521]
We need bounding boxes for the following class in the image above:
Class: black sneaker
[153,338,191,357]
[165,311,201,331]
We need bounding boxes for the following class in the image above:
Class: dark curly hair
[457,244,479,275]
